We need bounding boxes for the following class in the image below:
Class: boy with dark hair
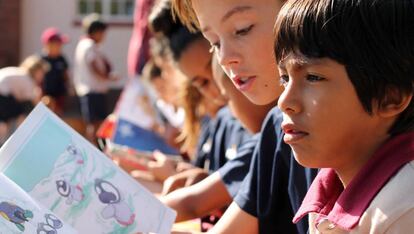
[74,14,117,144]
[274,0,414,232]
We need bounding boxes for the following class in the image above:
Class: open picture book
[0,103,176,233]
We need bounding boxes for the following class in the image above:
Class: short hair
[274,0,414,135]
[82,13,107,35]
[169,27,203,61]
[150,0,203,61]
[149,0,182,36]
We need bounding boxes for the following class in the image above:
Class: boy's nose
[217,42,241,68]
[278,82,301,115]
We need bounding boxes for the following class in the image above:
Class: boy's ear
[378,86,413,118]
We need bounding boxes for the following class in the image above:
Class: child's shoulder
[356,161,414,232]
[259,106,283,135]
[216,106,231,120]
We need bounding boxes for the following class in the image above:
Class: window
[77,0,134,23]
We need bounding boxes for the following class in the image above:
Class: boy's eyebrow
[278,55,321,69]
[201,5,253,33]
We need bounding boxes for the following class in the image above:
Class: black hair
[149,62,162,80]
[274,0,414,134]
[149,0,203,61]
[87,21,107,35]
[149,0,181,36]
[169,26,203,61]
[142,60,162,84]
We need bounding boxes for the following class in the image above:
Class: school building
[0,0,136,133]
[0,0,134,80]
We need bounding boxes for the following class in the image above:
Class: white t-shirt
[73,37,111,96]
[0,67,36,101]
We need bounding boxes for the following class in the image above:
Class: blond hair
[19,55,49,78]
[176,79,203,157]
[171,0,200,32]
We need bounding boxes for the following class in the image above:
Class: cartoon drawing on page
[0,104,176,233]
[29,139,94,223]
[0,174,77,234]
[94,179,136,226]
[56,179,85,205]
[65,144,84,165]
[36,213,64,234]
[0,201,33,232]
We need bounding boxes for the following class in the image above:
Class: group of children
[2,0,409,233]
[116,0,414,233]
[0,13,119,146]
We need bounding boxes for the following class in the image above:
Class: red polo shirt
[293,131,414,231]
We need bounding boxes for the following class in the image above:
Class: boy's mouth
[232,75,256,91]
[282,123,309,144]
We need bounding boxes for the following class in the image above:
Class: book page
[0,173,77,233]
[0,103,176,234]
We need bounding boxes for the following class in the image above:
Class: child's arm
[208,202,258,234]
[161,172,231,222]
[162,168,208,195]
[90,58,111,80]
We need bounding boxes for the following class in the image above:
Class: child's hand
[147,151,178,182]
[106,147,148,172]
[161,168,208,195]
[176,162,195,173]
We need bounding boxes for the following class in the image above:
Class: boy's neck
[335,133,391,187]
[88,33,103,44]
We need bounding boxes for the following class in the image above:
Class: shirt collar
[293,131,414,230]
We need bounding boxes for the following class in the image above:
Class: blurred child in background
[40,27,70,115]
[0,55,48,143]
[74,14,118,144]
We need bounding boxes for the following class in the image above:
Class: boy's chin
[292,151,322,169]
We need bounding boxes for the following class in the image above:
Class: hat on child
[41,27,69,44]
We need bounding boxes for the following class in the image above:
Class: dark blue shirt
[41,55,68,97]
[193,107,233,169]
[208,109,252,173]
[193,116,213,168]
[193,106,252,231]
[218,133,259,198]
[234,107,318,234]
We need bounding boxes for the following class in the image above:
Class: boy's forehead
[201,5,253,33]
[192,0,258,29]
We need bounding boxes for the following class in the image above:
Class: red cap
[41,27,69,44]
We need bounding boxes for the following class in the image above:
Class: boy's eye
[235,25,254,36]
[279,74,289,87]
[306,74,325,82]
